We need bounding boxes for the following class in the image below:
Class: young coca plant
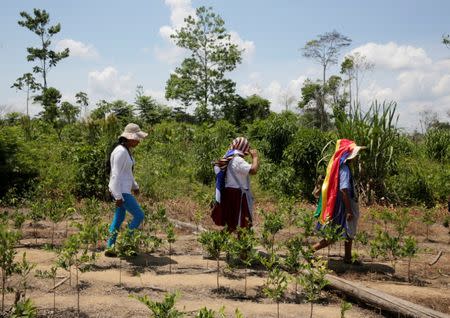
[260,209,284,255]
[263,267,290,318]
[278,197,297,234]
[226,227,258,295]
[354,232,368,254]
[12,209,26,231]
[0,224,20,313]
[115,229,142,286]
[29,201,44,245]
[340,301,352,318]
[15,252,36,299]
[393,208,411,239]
[129,291,184,318]
[401,236,419,282]
[371,229,401,272]
[421,207,436,241]
[57,233,91,317]
[317,222,345,257]
[297,208,316,243]
[10,298,38,318]
[198,230,229,289]
[166,222,176,274]
[297,258,330,318]
[284,235,308,298]
[35,266,57,314]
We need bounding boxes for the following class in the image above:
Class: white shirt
[225,156,251,189]
[108,145,139,200]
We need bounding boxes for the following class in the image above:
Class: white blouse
[108,145,139,200]
[225,156,251,189]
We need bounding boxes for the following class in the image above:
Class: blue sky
[1,0,450,131]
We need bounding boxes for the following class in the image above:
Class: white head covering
[119,123,148,141]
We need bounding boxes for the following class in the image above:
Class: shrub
[425,128,450,163]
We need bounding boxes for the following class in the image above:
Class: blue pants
[107,193,144,248]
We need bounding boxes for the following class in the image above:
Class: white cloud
[351,42,432,70]
[56,39,99,59]
[88,66,134,101]
[230,31,255,62]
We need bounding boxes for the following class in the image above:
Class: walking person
[312,139,365,264]
[105,123,148,257]
[213,137,259,232]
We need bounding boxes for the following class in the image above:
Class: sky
[1,0,450,131]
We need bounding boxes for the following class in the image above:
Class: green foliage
[192,120,236,184]
[247,112,299,164]
[0,224,21,312]
[15,253,36,298]
[283,128,329,198]
[335,101,400,202]
[0,126,38,199]
[425,128,450,163]
[198,230,229,288]
[166,6,242,121]
[297,258,330,318]
[263,267,290,318]
[340,301,352,318]
[260,209,284,254]
[130,292,184,318]
[17,8,69,89]
[116,229,142,258]
[10,298,38,318]
[135,86,172,125]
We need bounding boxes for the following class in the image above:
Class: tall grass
[335,101,399,202]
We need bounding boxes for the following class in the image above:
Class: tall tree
[60,101,80,124]
[75,92,89,118]
[302,30,351,129]
[34,87,61,124]
[17,9,69,89]
[165,6,242,122]
[11,73,42,117]
[135,86,172,125]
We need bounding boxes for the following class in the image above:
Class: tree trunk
[325,274,449,317]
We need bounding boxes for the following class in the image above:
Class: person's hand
[115,199,124,207]
[346,212,353,221]
[132,188,140,196]
[249,149,258,158]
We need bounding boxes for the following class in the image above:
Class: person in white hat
[105,123,148,256]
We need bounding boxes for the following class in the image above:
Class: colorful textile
[315,139,357,224]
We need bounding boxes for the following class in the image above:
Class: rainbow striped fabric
[315,139,357,224]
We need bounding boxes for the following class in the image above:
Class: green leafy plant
[130,292,184,318]
[198,230,229,289]
[421,207,436,241]
[115,229,142,285]
[263,267,290,318]
[226,227,258,294]
[317,222,345,257]
[284,235,313,297]
[12,210,26,230]
[401,236,419,282]
[10,298,37,318]
[15,253,36,299]
[297,258,330,318]
[35,266,57,313]
[340,300,352,318]
[261,209,284,255]
[0,224,21,312]
[166,222,176,274]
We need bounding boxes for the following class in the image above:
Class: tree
[340,52,373,109]
[17,9,69,89]
[135,86,172,125]
[11,73,42,117]
[34,87,61,124]
[166,6,242,122]
[301,30,351,129]
[75,92,89,118]
[222,94,270,126]
[60,101,80,124]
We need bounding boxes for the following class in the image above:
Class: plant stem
[76,264,80,318]
[53,275,56,314]
[119,258,122,286]
[244,267,247,295]
[52,222,55,247]
[169,243,172,274]
[277,301,280,318]
[2,269,5,313]
[310,302,314,318]
[408,257,412,283]
[216,257,220,289]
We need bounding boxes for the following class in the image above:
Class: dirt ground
[2,201,450,318]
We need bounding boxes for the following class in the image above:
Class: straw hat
[119,123,148,141]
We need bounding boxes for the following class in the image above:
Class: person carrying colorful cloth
[212,137,259,232]
[312,139,365,264]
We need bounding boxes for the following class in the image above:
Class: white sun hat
[345,145,366,162]
[119,123,148,141]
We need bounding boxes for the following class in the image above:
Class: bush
[0,126,38,199]
[247,112,299,164]
[425,128,450,163]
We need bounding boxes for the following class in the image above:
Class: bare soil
[2,200,449,318]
